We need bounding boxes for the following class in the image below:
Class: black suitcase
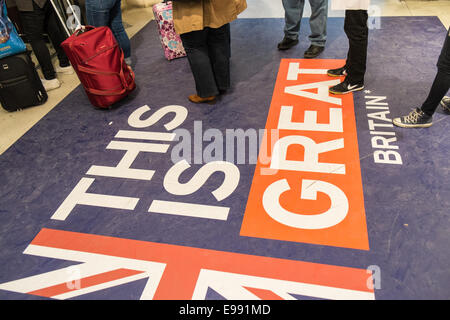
[0,50,48,112]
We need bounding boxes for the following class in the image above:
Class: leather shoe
[304,44,325,58]
[277,37,299,50]
[188,94,216,104]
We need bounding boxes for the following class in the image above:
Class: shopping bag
[0,0,26,59]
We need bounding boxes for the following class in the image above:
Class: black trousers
[19,1,70,80]
[421,28,450,116]
[180,24,231,98]
[344,10,368,84]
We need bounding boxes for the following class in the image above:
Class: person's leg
[19,4,56,80]
[109,0,132,61]
[282,0,305,39]
[328,10,368,94]
[344,10,368,85]
[304,0,328,58]
[418,30,450,116]
[85,0,131,64]
[393,27,450,128]
[85,0,111,29]
[420,70,450,117]
[307,0,327,47]
[43,2,71,69]
[180,29,219,100]
[207,24,231,93]
[278,0,305,50]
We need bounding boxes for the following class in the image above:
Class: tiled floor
[0,0,449,155]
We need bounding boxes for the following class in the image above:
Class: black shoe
[304,45,325,58]
[393,108,433,128]
[440,96,450,114]
[277,37,299,50]
[329,78,364,95]
[327,66,347,77]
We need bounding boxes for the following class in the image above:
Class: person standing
[173,0,247,104]
[85,0,132,66]
[277,0,328,58]
[327,0,370,94]
[16,0,73,91]
[393,28,450,128]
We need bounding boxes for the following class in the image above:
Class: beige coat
[173,0,247,35]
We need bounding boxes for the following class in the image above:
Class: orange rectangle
[240,59,369,250]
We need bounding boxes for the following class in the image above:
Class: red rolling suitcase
[52,0,135,109]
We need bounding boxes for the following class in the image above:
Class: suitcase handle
[49,0,82,37]
[74,25,95,36]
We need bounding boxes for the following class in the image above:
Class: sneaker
[55,65,74,75]
[40,78,61,91]
[393,108,433,128]
[327,66,347,77]
[440,96,450,113]
[329,78,364,95]
[304,44,325,58]
[277,37,299,51]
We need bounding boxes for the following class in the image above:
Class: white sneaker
[41,78,61,91]
[55,65,74,75]
[441,96,450,113]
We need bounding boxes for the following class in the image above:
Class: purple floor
[0,17,449,300]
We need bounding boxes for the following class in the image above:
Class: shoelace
[404,109,424,123]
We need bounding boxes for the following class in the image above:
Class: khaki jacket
[173,0,247,35]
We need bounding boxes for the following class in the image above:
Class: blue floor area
[0,17,449,300]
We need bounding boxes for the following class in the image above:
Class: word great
[241,59,369,250]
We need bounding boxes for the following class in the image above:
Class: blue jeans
[282,0,328,46]
[85,0,131,59]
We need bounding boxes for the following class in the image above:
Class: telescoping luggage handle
[49,0,82,37]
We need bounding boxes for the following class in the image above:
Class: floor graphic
[241,58,369,250]
[0,17,449,300]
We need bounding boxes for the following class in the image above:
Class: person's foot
[277,37,299,50]
[327,66,347,77]
[40,78,61,91]
[188,94,216,104]
[304,44,325,58]
[329,78,364,95]
[440,96,450,113]
[393,108,433,128]
[55,65,74,75]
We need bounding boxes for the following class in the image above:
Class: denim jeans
[19,1,70,80]
[85,0,131,59]
[180,24,231,98]
[282,0,328,46]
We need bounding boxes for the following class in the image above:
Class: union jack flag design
[0,228,375,300]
